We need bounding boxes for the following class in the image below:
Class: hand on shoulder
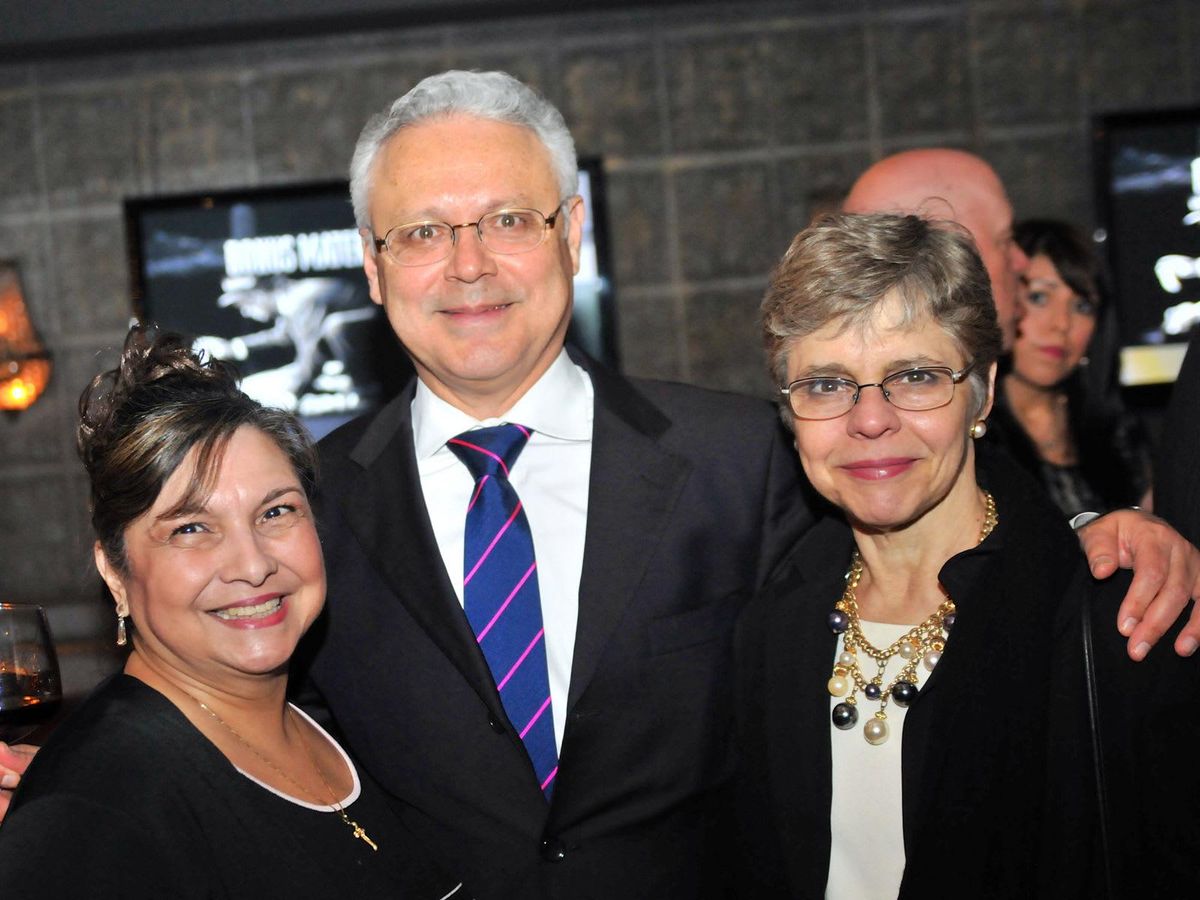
[1076,508,1200,660]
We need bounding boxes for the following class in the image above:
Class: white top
[826,620,914,900]
[412,349,595,752]
[237,703,363,811]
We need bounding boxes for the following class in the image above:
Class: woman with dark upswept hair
[987,219,1152,516]
[0,326,460,899]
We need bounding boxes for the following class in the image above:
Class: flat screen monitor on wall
[124,161,617,438]
[1093,107,1200,386]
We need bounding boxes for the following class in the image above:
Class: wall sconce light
[0,262,52,414]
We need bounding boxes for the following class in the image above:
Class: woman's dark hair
[1010,219,1149,508]
[1013,219,1103,308]
[1013,219,1121,402]
[78,325,318,573]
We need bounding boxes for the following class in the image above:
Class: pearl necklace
[826,491,998,745]
[189,695,379,851]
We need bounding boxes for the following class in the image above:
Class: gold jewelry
[969,420,987,439]
[188,695,378,851]
[295,728,378,851]
[116,615,127,647]
[827,490,998,745]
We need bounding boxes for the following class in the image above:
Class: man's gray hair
[349,70,579,229]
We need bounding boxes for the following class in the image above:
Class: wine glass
[0,604,63,745]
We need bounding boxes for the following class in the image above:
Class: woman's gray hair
[349,70,579,229]
[762,212,1002,420]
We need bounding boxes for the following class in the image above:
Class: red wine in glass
[0,604,63,745]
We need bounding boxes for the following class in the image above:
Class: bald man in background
[842,147,1200,659]
[844,149,1028,346]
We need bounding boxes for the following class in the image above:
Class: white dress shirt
[412,350,594,752]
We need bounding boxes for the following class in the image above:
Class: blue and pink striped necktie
[447,424,558,799]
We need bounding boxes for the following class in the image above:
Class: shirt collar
[412,349,593,459]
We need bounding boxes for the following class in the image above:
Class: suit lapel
[763,519,851,895]
[567,364,689,711]
[335,386,504,718]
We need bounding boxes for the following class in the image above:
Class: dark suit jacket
[1156,329,1200,545]
[732,453,1199,899]
[298,352,814,899]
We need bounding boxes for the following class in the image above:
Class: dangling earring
[970,421,988,439]
[116,613,128,647]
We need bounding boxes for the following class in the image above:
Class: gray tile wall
[0,0,1196,669]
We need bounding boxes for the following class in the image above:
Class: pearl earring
[970,421,987,439]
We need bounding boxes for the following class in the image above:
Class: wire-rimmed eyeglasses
[780,364,974,421]
[372,201,568,267]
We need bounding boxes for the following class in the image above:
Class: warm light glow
[0,358,51,411]
[0,263,52,413]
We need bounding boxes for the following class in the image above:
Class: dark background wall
[1,0,1197,691]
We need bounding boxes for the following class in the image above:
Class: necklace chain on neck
[188,694,379,851]
[825,491,998,746]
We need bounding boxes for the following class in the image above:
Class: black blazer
[297,352,814,899]
[732,453,1199,899]
[1156,329,1200,545]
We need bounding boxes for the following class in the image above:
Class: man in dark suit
[299,70,813,899]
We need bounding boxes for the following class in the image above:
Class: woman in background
[0,327,460,899]
[988,218,1151,516]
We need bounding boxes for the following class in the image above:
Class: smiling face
[361,114,584,418]
[1012,253,1097,388]
[96,426,325,690]
[785,296,993,535]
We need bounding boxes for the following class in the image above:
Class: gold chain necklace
[189,695,379,851]
[826,491,998,746]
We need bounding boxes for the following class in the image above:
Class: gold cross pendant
[349,819,379,851]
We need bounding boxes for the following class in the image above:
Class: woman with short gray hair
[734,212,1195,898]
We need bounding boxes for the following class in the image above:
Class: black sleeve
[1087,579,1200,896]
[0,794,183,899]
[1155,330,1200,544]
[755,416,818,590]
[726,593,799,899]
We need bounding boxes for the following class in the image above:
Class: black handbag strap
[1081,598,1114,898]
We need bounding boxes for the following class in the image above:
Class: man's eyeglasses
[781,364,974,421]
[372,201,568,267]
